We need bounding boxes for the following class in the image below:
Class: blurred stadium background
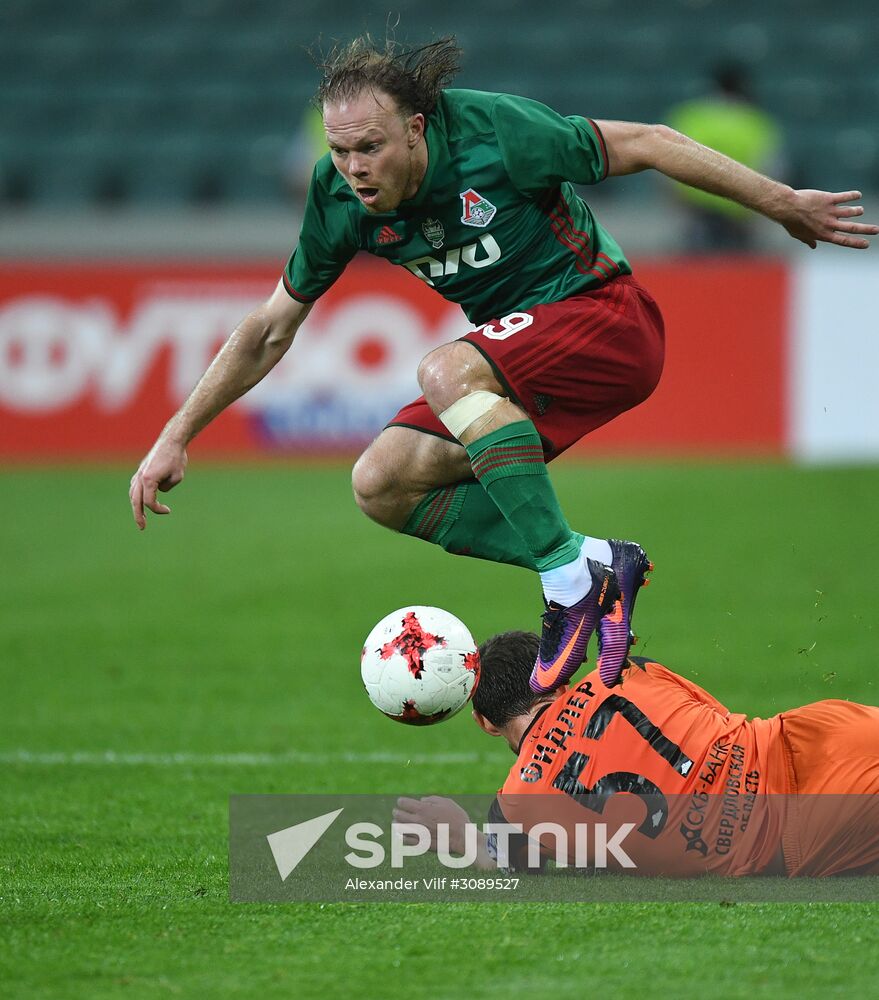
[3,4,879,998]
[3,0,879,250]
[2,0,877,461]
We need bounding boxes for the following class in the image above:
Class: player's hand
[778,189,879,249]
[129,436,188,530]
[393,796,471,854]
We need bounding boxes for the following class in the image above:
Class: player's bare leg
[352,427,471,531]
[417,340,622,691]
[354,342,648,688]
[355,426,541,570]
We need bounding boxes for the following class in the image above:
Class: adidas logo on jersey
[376,225,402,245]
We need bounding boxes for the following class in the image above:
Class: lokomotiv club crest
[460,188,497,227]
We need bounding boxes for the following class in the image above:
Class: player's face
[323,90,426,213]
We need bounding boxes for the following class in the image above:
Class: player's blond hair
[315,34,461,118]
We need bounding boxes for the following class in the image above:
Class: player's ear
[472,709,502,737]
[407,113,425,147]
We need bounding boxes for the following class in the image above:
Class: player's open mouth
[357,187,380,205]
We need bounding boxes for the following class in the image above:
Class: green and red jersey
[283,89,631,325]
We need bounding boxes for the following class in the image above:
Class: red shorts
[387,275,665,461]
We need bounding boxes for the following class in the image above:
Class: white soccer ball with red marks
[360,606,480,725]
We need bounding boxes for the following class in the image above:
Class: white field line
[0,749,508,767]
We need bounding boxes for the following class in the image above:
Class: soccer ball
[360,606,480,725]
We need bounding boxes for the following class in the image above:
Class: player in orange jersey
[395,631,879,876]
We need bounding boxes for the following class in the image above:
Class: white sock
[539,537,612,607]
[540,552,591,606]
[580,536,612,566]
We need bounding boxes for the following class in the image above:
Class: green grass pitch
[2,460,879,998]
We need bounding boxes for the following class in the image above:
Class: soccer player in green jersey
[129,36,877,692]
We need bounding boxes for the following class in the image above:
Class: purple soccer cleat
[597,539,653,687]
[529,558,620,694]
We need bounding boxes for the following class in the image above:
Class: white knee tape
[438,391,504,440]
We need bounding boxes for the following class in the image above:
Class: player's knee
[351,453,392,519]
[417,341,498,414]
[351,451,409,528]
[416,343,464,410]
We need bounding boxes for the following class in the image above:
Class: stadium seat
[3,2,877,206]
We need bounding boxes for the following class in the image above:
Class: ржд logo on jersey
[460,189,497,228]
[403,235,501,287]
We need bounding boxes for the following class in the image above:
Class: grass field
[2,460,879,998]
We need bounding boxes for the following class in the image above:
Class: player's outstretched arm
[129,282,311,530]
[594,120,879,250]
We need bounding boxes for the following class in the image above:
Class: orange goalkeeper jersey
[496,657,791,875]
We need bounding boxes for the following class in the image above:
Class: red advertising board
[0,258,786,460]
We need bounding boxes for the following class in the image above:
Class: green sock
[404,480,534,568]
[403,479,585,571]
[461,420,581,573]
